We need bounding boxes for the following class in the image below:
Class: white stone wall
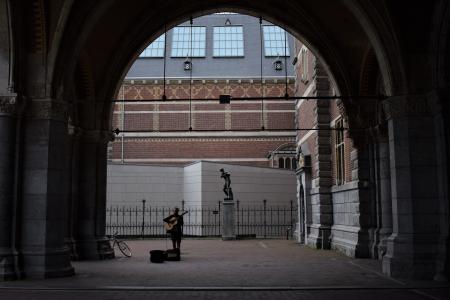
[107,164,184,207]
[107,161,297,236]
[107,161,296,208]
[201,161,296,207]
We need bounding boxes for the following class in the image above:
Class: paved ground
[1,239,449,299]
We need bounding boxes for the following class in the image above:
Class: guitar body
[164,217,178,232]
[164,211,188,232]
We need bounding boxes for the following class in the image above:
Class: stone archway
[0,0,449,281]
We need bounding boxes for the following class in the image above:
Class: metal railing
[105,200,297,239]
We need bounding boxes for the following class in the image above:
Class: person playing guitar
[163,207,186,250]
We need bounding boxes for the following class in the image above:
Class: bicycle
[109,232,132,257]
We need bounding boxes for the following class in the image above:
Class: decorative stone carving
[26,99,69,121]
[80,129,115,144]
[382,95,430,120]
[0,96,17,114]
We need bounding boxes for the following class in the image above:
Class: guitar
[164,211,188,232]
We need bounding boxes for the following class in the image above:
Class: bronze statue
[220,168,233,200]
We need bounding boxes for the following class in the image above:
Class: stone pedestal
[221,199,236,240]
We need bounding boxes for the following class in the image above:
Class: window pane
[213,26,244,57]
[139,34,166,58]
[263,25,290,57]
[171,26,206,57]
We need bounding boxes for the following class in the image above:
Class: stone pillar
[307,61,332,249]
[382,95,441,279]
[373,128,393,259]
[295,155,312,244]
[20,99,74,278]
[75,130,114,259]
[64,124,80,260]
[428,89,450,280]
[294,173,304,243]
[221,200,236,240]
[0,96,17,280]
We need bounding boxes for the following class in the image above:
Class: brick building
[294,40,376,258]
[110,13,297,168]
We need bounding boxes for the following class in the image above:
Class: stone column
[428,89,450,281]
[382,95,441,279]
[64,124,80,260]
[0,96,17,280]
[20,99,74,278]
[307,61,332,249]
[295,155,312,244]
[75,130,114,259]
[373,127,392,259]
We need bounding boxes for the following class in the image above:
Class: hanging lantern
[184,59,192,71]
[274,59,283,70]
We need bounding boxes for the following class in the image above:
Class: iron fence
[106,200,297,239]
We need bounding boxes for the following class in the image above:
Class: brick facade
[294,41,371,257]
[110,79,296,167]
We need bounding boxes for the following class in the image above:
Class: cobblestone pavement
[1,239,449,300]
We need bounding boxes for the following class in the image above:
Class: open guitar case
[149,232,181,263]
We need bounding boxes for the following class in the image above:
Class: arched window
[292,158,297,170]
[285,157,291,169]
[278,157,285,169]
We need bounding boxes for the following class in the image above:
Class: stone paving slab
[1,288,449,300]
[1,239,449,300]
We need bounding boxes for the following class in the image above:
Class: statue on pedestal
[220,168,233,200]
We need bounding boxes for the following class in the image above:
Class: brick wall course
[112,82,296,167]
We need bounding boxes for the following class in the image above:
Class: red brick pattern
[111,82,296,166]
[268,112,296,130]
[123,114,153,131]
[159,113,190,131]
[194,113,226,130]
[329,100,341,121]
[112,138,295,161]
[294,41,358,186]
[297,99,316,140]
[231,113,262,130]
[121,82,295,100]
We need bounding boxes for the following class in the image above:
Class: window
[299,46,309,82]
[263,26,290,57]
[285,158,291,170]
[139,34,165,57]
[213,26,244,57]
[335,118,345,185]
[278,157,285,169]
[171,27,206,57]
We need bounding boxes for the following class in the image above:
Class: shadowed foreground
[0,239,449,300]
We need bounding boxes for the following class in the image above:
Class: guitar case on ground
[165,248,181,261]
[149,250,165,263]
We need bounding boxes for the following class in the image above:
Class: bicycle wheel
[117,240,132,257]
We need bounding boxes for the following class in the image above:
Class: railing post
[218,200,221,234]
[290,199,293,239]
[236,199,240,237]
[141,199,146,238]
[181,199,185,211]
[263,199,267,239]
